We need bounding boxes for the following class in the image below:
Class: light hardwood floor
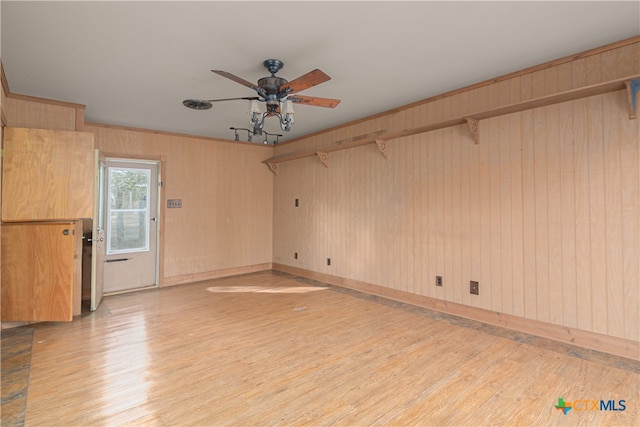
[4,272,639,426]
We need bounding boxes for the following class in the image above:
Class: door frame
[100,153,165,289]
[90,150,106,311]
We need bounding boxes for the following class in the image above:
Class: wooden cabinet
[1,221,82,322]
[1,127,94,221]
[1,127,93,322]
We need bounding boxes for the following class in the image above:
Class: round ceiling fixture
[183,99,213,110]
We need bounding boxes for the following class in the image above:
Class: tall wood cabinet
[1,127,94,322]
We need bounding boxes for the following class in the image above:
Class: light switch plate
[167,199,182,208]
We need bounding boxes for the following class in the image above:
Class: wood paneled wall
[85,124,274,285]
[273,40,640,344]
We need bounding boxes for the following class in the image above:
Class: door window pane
[107,167,150,254]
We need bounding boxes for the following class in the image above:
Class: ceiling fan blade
[211,70,259,91]
[205,96,260,102]
[288,95,341,108]
[282,69,331,94]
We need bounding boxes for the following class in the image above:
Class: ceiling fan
[183,59,341,133]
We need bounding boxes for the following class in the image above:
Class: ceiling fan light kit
[229,127,282,145]
[183,59,340,141]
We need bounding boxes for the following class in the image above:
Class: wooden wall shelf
[263,75,639,174]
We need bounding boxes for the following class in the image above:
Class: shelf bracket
[266,162,279,176]
[315,151,329,168]
[626,78,640,119]
[375,139,388,159]
[466,117,480,144]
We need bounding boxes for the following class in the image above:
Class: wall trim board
[163,263,273,287]
[5,92,86,111]
[279,35,640,147]
[272,263,640,361]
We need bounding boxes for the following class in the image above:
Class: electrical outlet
[470,281,479,295]
[294,252,298,259]
[436,276,443,287]
[295,198,299,207]
[327,258,331,266]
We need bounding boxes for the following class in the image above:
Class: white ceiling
[2,1,639,143]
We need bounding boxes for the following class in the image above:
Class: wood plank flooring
[2,272,639,426]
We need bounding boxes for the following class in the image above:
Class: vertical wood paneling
[509,112,524,318]
[478,120,492,310]
[573,97,593,332]
[531,70,549,321]
[544,68,562,324]
[434,129,445,301]
[412,137,425,296]
[459,126,471,306]
[544,68,563,323]
[442,99,454,303]
[559,101,577,329]
[450,129,462,303]
[585,54,602,86]
[555,62,573,93]
[520,74,538,321]
[603,92,624,339]
[499,114,513,315]
[533,93,550,324]
[271,42,640,345]
[427,132,438,299]
[469,132,482,307]
[488,117,502,312]
[342,149,353,280]
[587,95,608,335]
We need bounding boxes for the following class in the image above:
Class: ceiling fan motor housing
[261,59,291,105]
[258,74,290,110]
[258,76,289,93]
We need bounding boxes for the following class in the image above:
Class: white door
[103,159,159,293]
[91,151,106,310]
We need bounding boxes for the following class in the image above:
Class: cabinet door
[2,127,94,221]
[1,223,76,321]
